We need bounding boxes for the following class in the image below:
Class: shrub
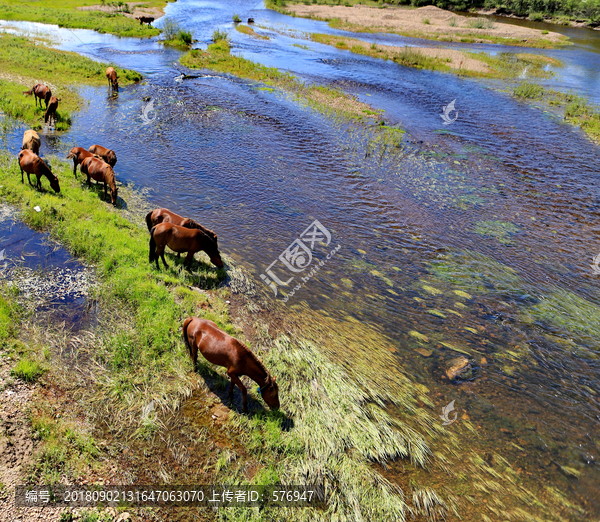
[232,14,241,23]
[422,17,431,24]
[449,16,458,26]
[178,30,193,45]
[160,18,182,40]
[529,12,544,21]
[212,28,230,42]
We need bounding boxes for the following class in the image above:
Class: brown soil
[77,2,164,21]
[285,5,566,46]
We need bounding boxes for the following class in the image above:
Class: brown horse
[88,144,117,167]
[106,67,118,91]
[183,317,279,412]
[149,222,224,269]
[23,84,52,108]
[44,96,60,124]
[22,130,41,155]
[80,156,118,204]
[145,208,218,259]
[18,150,60,193]
[66,147,100,178]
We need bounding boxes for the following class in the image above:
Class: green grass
[0,0,161,38]
[514,82,546,99]
[0,34,141,130]
[29,409,99,484]
[236,24,269,39]
[11,357,45,382]
[511,82,600,143]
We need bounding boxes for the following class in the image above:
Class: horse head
[261,375,280,410]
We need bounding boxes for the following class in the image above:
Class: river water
[1,1,599,518]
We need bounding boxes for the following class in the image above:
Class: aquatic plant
[232,13,242,23]
[474,220,520,245]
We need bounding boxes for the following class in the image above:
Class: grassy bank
[512,82,600,143]
[0,0,162,37]
[0,34,142,131]
[308,32,560,78]
[0,152,446,520]
[181,39,380,122]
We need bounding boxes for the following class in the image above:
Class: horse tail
[23,86,34,95]
[149,227,157,263]
[182,317,194,360]
[145,211,154,232]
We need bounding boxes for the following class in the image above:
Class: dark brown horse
[18,150,60,193]
[106,67,118,91]
[149,222,224,269]
[66,147,99,178]
[80,156,118,204]
[88,144,117,167]
[183,317,279,412]
[23,84,52,108]
[137,16,154,25]
[22,130,41,155]
[44,96,60,124]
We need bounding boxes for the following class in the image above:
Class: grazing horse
[80,157,118,204]
[183,317,279,412]
[149,222,224,269]
[88,144,117,167]
[22,130,41,155]
[44,96,60,124]
[18,150,60,193]
[137,16,154,25]
[23,84,52,109]
[145,208,217,258]
[106,67,118,92]
[65,147,100,178]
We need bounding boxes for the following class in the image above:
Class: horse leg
[104,182,108,201]
[157,245,169,269]
[227,370,248,412]
[27,172,33,186]
[87,174,91,186]
[73,161,77,178]
[184,251,194,269]
[20,167,24,184]
[36,174,42,190]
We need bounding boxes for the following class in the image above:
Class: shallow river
[1,1,599,517]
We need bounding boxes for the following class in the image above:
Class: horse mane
[106,167,117,189]
[237,340,271,384]
[185,219,218,244]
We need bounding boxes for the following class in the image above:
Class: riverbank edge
[0,34,142,131]
[0,0,167,38]
[266,1,570,49]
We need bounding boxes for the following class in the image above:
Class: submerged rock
[443,356,473,381]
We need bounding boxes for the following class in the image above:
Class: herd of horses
[17,73,280,412]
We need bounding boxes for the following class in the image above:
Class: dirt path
[77,2,164,21]
[284,4,567,47]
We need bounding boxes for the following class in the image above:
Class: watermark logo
[591,253,600,275]
[260,220,341,303]
[440,99,458,125]
[141,99,157,124]
[440,400,458,425]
